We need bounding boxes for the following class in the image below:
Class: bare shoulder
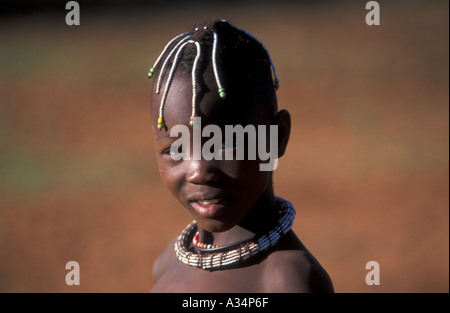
[261,233,334,293]
[152,236,178,284]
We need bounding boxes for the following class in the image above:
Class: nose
[186,159,221,185]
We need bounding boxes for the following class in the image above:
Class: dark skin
[150,71,334,293]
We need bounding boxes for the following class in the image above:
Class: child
[147,18,334,293]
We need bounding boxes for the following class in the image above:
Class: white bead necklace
[174,197,296,271]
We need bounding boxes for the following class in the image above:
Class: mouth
[190,198,229,218]
[197,199,220,205]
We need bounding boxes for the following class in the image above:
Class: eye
[163,144,187,160]
[161,147,171,155]
[171,145,183,155]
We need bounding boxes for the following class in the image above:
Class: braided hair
[148,19,279,130]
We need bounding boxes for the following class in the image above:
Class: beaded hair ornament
[148,20,279,130]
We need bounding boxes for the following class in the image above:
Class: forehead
[151,73,267,131]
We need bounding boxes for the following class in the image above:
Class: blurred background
[0,0,448,292]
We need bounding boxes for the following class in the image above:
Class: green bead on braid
[218,87,226,99]
[148,67,156,78]
[157,117,164,130]
[274,78,280,90]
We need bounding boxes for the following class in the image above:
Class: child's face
[152,75,273,233]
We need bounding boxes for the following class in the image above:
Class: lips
[189,197,229,218]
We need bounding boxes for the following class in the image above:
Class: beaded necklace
[193,231,256,252]
[174,197,295,271]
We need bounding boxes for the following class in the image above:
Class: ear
[274,109,291,158]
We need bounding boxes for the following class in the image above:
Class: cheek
[221,159,271,189]
[157,159,185,196]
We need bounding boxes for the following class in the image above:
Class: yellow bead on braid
[157,117,164,130]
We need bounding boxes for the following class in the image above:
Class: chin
[194,217,236,233]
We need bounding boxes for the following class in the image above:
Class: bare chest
[151,261,266,293]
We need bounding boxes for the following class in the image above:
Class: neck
[197,185,278,248]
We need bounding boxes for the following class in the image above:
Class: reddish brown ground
[0,2,448,292]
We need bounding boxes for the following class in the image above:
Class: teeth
[198,199,219,205]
